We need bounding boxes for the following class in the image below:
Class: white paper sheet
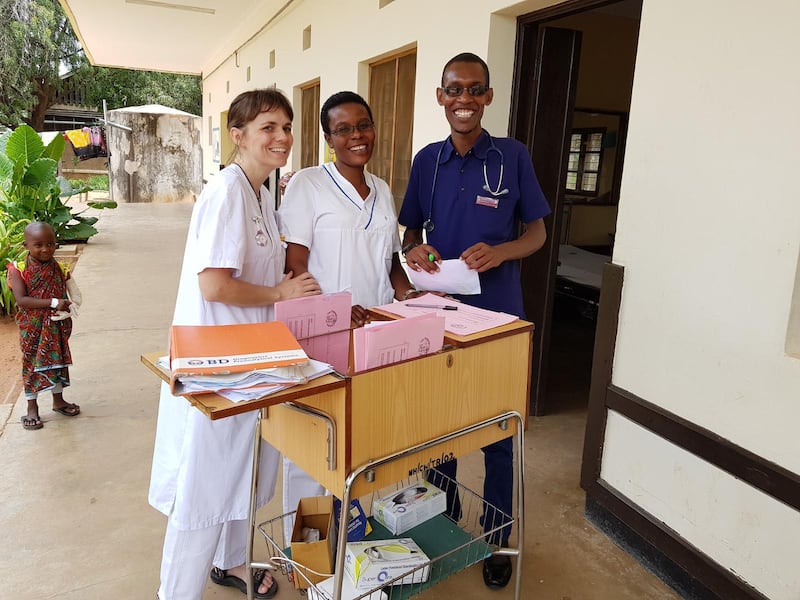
[174,359,334,400]
[373,294,519,336]
[406,259,481,295]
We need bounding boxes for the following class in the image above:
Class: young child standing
[7,221,80,430]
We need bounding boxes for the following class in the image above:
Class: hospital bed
[555,244,611,319]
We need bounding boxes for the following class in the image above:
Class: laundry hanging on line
[63,126,108,160]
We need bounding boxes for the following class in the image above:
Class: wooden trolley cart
[142,317,532,600]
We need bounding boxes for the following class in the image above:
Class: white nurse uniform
[150,164,283,598]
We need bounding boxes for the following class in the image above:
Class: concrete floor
[0,201,679,599]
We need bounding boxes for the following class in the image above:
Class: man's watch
[402,242,419,255]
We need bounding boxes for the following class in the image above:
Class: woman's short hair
[227,88,293,131]
[320,91,374,135]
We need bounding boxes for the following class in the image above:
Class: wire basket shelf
[257,471,514,599]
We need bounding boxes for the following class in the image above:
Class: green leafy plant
[0,124,116,243]
[0,214,28,315]
[87,174,109,191]
[0,124,116,314]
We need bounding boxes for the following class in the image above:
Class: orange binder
[169,321,308,393]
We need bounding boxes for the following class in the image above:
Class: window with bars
[369,50,416,213]
[566,128,605,196]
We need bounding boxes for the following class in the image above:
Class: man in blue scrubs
[398,52,550,589]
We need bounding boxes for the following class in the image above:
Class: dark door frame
[517,26,582,417]
[510,0,634,416]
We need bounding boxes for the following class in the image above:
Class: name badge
[476,195,499,208]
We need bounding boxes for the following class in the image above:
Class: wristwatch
[401,242,419,256]
[402,288,419,301]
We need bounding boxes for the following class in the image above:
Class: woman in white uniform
[277,91,420,535]
[149,89,320,600]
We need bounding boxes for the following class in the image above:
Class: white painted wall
[200,0,526,180]
[613,0,800,471]
[605,0,800,596]
[602,411,800,600]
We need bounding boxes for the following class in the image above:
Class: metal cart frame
[246,409,525,600]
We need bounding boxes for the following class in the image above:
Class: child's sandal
[21,415,43,430]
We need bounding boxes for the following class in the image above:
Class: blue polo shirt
[399,131,550,318]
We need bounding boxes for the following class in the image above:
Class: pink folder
[298,330,350,374]
[352,313,445,372]
[274,292,351,337]
[275,292,352,373]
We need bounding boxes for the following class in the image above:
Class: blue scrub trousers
[429,436,513,546]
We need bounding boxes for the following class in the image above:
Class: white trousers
[282,458,326,542]
[157,514,249,600]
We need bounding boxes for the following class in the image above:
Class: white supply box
[372,481,447,534]
[344,538,430,590]
[307,575,388,600]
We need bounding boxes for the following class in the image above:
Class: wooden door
[514,26,582,415]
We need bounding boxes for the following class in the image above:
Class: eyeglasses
[440,84,490,98]
[329,121,375,137]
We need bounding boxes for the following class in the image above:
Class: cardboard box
[344,538,430,590]
[372,481,447,534]
[290,496,336,589]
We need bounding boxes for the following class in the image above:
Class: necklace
[232,163,269,246]
[232,162,262,205]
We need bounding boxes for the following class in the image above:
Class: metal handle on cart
[284,402,336,471]
[332,410,526,600]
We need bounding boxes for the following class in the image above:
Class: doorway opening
[515,0,642,415]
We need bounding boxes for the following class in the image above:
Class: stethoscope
[423,129,508,233]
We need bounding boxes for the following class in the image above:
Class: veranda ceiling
[59,0,293,75]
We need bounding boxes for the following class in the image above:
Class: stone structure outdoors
[107,105,202,203]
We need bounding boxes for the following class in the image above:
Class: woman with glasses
[278,90,417,324]
[277,90,418,532]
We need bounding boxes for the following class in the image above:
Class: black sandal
[210,567,278,599]
[53,402,80,417]
[21,415,43,430]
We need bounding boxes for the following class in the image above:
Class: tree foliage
[0,0,201,130]
[0,0,31,128]
[86,68,201,117]
[0,0,88,130]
